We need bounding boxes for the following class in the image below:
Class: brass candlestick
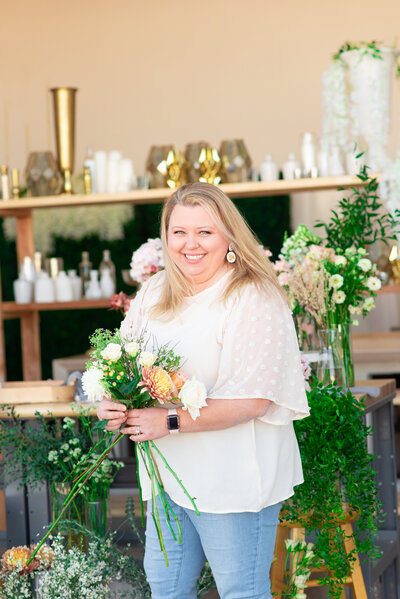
[50,87,78,194]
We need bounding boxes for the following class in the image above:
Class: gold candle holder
[50,87,78,194]
[11,168,20,198]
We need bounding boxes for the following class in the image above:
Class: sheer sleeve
[208,284,310,425]
[119,272,164,340]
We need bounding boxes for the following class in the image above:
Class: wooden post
[0,266,6,381]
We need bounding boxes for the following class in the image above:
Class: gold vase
[184,141,210,182]
[145,145,174,188]
[219,139,252,183]
[50,87,78,194]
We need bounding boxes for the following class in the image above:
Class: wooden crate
[0,380,75,404]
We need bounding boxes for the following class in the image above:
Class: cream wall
[1,0,400,178]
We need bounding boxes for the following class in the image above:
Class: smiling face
[167,203,231,293]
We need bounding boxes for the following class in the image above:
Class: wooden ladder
[271,518,368,599]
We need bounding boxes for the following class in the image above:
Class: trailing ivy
[280,379,383,599]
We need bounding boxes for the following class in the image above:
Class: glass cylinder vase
[48,481,84,548]
[84,498,108,538]
[317,328,346,387]
[338,321,355,387]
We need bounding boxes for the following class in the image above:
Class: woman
[97,182,309,599]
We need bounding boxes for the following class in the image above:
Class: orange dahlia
[2,546,38,573]
[140,367,174,403]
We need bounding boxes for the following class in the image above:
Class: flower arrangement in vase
[274,167,400,385]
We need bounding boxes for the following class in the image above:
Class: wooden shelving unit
[0,175,379,381]
[0,175,372,213]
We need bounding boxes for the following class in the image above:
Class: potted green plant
[279,379,383,599]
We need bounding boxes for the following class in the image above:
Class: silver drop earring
[226,244,236,263]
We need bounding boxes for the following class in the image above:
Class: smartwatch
[167,408,180,434]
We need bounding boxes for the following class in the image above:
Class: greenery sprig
[280,379,383,599]
[315,165,400,250]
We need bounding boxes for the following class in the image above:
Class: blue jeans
[143,495,281,599]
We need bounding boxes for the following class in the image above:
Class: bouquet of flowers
[129,237,165,284]
[29,328,207,567]
[274,225,381,329]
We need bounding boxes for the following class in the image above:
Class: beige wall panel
[0,0,400,179]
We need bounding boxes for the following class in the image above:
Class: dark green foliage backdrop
[0,196,289,381]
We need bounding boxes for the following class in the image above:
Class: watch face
[167,414,179,430]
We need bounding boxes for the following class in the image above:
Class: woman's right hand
[97,399,127,431]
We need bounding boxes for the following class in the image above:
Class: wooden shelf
[2,298,111,319]
[0,175,374,214]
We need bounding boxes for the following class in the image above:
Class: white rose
[366,276,381,291]
[358,258,372,272]
[178,376,208,420]
[81,366,104,402]
[329,274,344,289]
[101,343,122,362]
[125,341,140,357]
[139,351,157,368]
[334,255,347,266]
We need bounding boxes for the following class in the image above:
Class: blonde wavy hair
[151,182,287,318]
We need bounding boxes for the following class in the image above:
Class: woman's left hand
[121,407,169,442]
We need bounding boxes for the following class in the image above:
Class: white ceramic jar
[282,153,300,180]
[68,270,82,300]
[13,277,33,303]
[34,271,55,303]
[54,271,73,302]
[260,155,279,181]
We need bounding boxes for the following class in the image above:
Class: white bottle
[20,256,36,283]
[282,153,300,180]
[260,155,279,181]
[55,271,73,302]
[100,269,116,298]
[13,276,33,303]
[86,270,102,299]
[301,133,317,177]
[83,146,96,193]
[68,269,82,300]
[34,271,55,303]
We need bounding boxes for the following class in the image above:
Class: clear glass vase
[84,498,108,538]
[48,481,84,548]
[338,321,355,387]
[317,328,346,387]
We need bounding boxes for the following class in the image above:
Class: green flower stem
[144,442,180,543]
[150,441,200,516]
[27,431,124,566]
[134,441,145,527]
[149,454,169,567]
